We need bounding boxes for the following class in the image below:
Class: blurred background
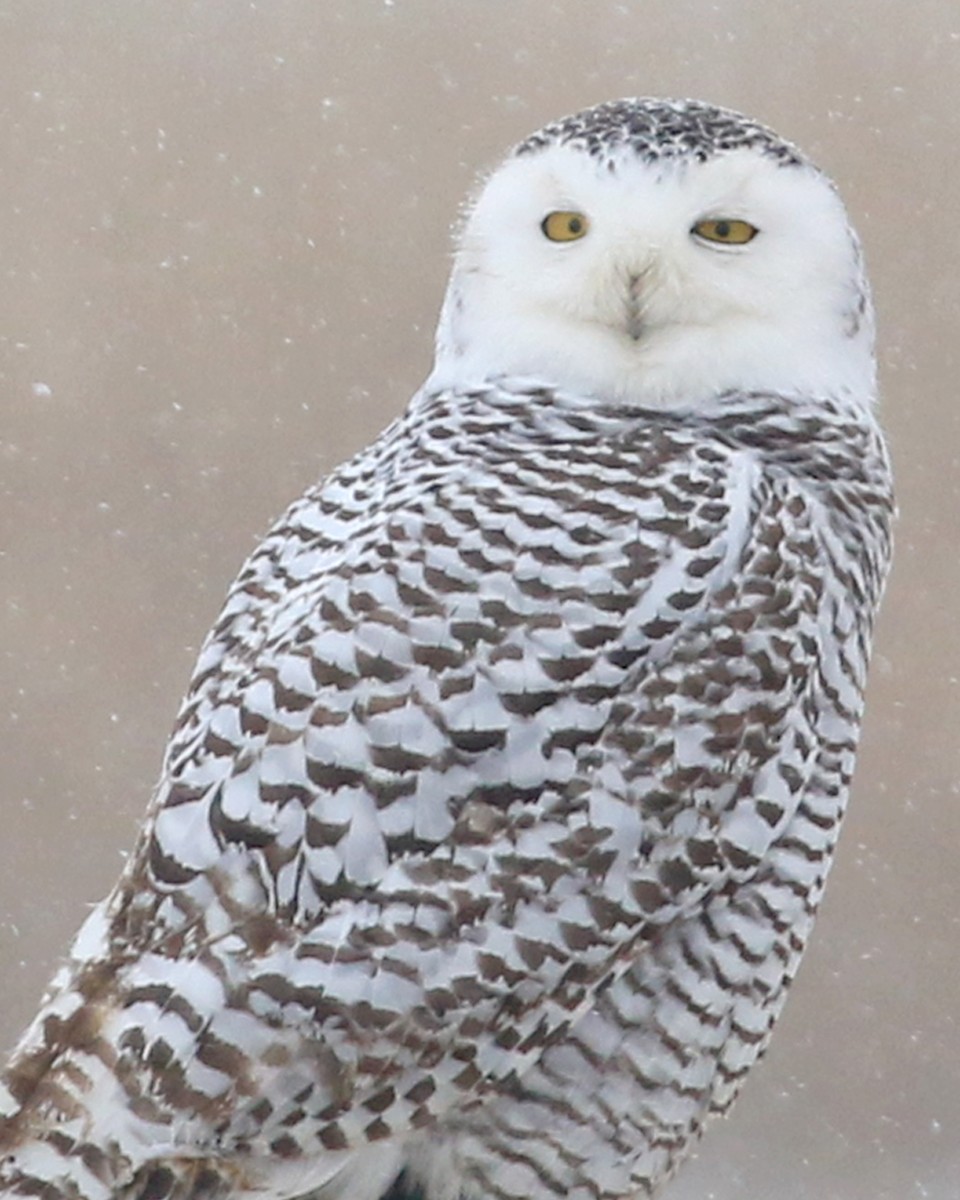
[0,2,957,1197]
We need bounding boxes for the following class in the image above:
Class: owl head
[430,98,874,411]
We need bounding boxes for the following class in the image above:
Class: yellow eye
[541,210,589,242]
[692,218,759,245]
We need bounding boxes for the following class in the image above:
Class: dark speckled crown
[515,97,807,168]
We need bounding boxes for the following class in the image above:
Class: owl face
[432,130,874,410]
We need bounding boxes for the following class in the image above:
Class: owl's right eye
[541,211,589,242]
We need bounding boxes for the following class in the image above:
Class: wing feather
[4,384,865,1168]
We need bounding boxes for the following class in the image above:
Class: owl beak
[625,274,644,341]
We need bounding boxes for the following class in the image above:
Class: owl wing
[2,391,840,1176]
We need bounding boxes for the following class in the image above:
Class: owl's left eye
[541,211,590,242]
[691,218,759,246]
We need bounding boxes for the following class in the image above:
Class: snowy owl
[0,98,893,1200]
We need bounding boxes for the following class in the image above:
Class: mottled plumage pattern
[1,98,893,1200]
[515,97,805,167]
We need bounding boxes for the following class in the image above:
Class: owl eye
[692,218,759,246]
[541,211,590,242]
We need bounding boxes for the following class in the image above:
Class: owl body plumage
[1,100,893,1200]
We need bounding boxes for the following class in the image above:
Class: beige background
[1,3,957,1197]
